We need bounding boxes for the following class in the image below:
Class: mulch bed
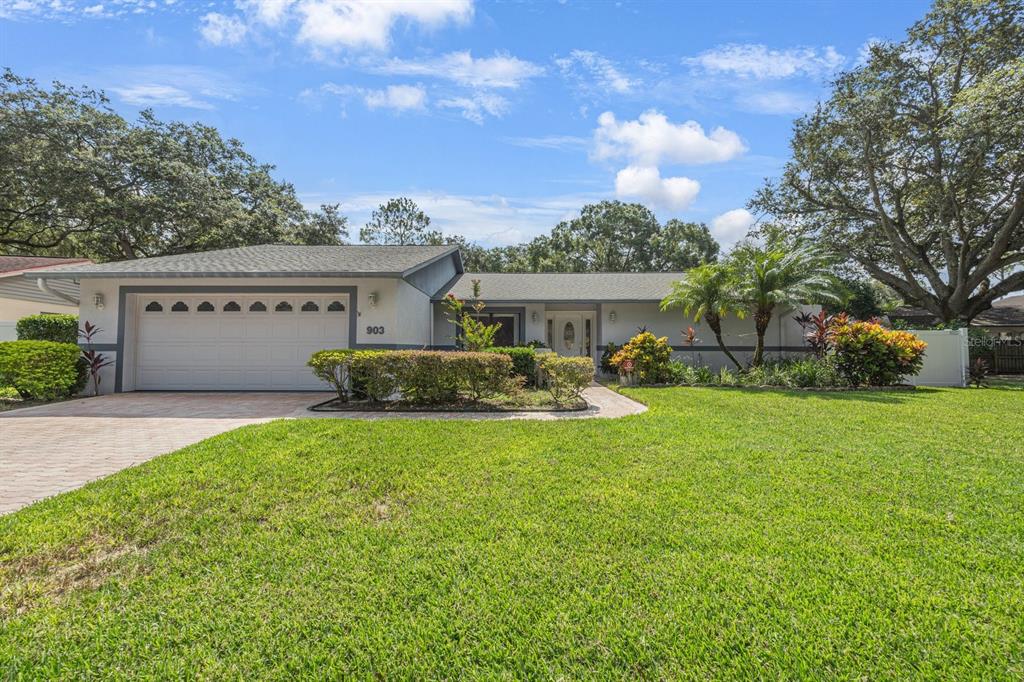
[309,397,588,413]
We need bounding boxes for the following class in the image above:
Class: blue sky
[1,0,930,248]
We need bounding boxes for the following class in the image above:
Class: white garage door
[134,294,349,390]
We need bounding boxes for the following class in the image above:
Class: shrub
[609,331,673,384]
[393,351,461,404]
[0,340,81,400]
[487,346,536,385]
[16,313,78,344]
[458,352,520,402]
[321,350,522,404]
[599,342,619,374]
[778,357,844,388]
[538,355,594,406]
[349,351,399,402]
[308,349,357,401]
[831,321,926,386]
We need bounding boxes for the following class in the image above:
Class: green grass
[2,387,1023,678]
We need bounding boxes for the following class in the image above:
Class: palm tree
[731,244,839,366]
[660,263,746,371]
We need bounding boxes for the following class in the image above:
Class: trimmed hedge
[486,346,537,385]
[0,340,81,400]
[537,354,594,406]
[309,350,518,404]
[16,313,78,344]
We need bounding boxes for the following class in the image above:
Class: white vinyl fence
[0,321,16,342]
[906,328,968,387]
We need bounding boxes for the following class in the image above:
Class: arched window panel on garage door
[197,301,215,312]
[249,301,267,312]
[301,301,319,312]
[144,301,163,313]
[275,301,294,312]
[327,300,346,312]
[170,301,189,313]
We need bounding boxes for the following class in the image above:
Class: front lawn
[2,387,1023,677]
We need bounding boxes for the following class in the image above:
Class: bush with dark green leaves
[16,314,78,344]
[0,340,81,400]
[486,346,537,385]
[537,354,594,406]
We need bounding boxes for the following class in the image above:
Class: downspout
[37,277,80,306]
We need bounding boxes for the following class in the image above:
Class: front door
[549,313,591,357]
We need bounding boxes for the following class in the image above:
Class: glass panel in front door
[563,321,576,353]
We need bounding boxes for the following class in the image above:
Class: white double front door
[548,313,593,357]
[133,294,349,391]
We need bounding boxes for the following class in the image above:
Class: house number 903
[366,325,385,335]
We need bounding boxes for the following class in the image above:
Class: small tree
[78,321,113,396]
[443,279,501,352]
[660,263,745,370]
[731,244,839,367]
[360,197,439,245]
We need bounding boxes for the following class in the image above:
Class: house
[0,256,91,340]
[32,244,810,393]
[971,295,1024,339]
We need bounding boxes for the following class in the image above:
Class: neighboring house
[0,256,91,341]
[34,245,810,393]
[971,295,1024,339]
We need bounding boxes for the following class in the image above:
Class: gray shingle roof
[33,244,459,279]
[440,272,686,302]
[0,256,91,276]
[972,295,1024,327]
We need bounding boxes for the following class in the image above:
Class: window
[249,301,267,312]
[547,318,553,348]
[562,320,576,351]
[223,301,241,312]
[144,301,163,312]
[197,301,215,312]
[300,301,319,312]
[327,300,346,312]
[585,318,592,356]
[171,301,189,312]
[470,313,515,347]
[275,301,293,312]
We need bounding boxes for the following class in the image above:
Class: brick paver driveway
[0,392,330,515]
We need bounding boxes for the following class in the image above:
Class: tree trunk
[752,308,772,367]
[706,313,743,371]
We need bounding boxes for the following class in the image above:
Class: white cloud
[688,44,844,79]
[711,208,756,245]
[614,165,699,210]
[438,93,508,124]
[555,49,636,95]
[104,66,245,110]
[237,0,294,26]
[327,191,598,246]
[363,84,427,111]
[738,90,816,115]
[294,0,473,52]
[594,110,746,166]
[503,135,589,151]
[369,51,543,89]
[82,3,104,15]
[199,12,248,46]
[110,83,214,109]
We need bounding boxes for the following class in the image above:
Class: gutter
[36,277,80,306]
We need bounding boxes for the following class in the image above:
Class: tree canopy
[0,70,347,261]
[752,0,1024,322]
[359,197,440,245]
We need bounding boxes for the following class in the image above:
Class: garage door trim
[115,285,358,392]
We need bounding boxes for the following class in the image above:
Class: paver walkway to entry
[0,386,645,515]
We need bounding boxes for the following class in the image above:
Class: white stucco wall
[431,299,816,370]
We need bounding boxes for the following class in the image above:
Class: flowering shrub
[830,321,926,386]
[609,331,673,384]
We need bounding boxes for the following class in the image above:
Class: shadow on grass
[626,385,945,405]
